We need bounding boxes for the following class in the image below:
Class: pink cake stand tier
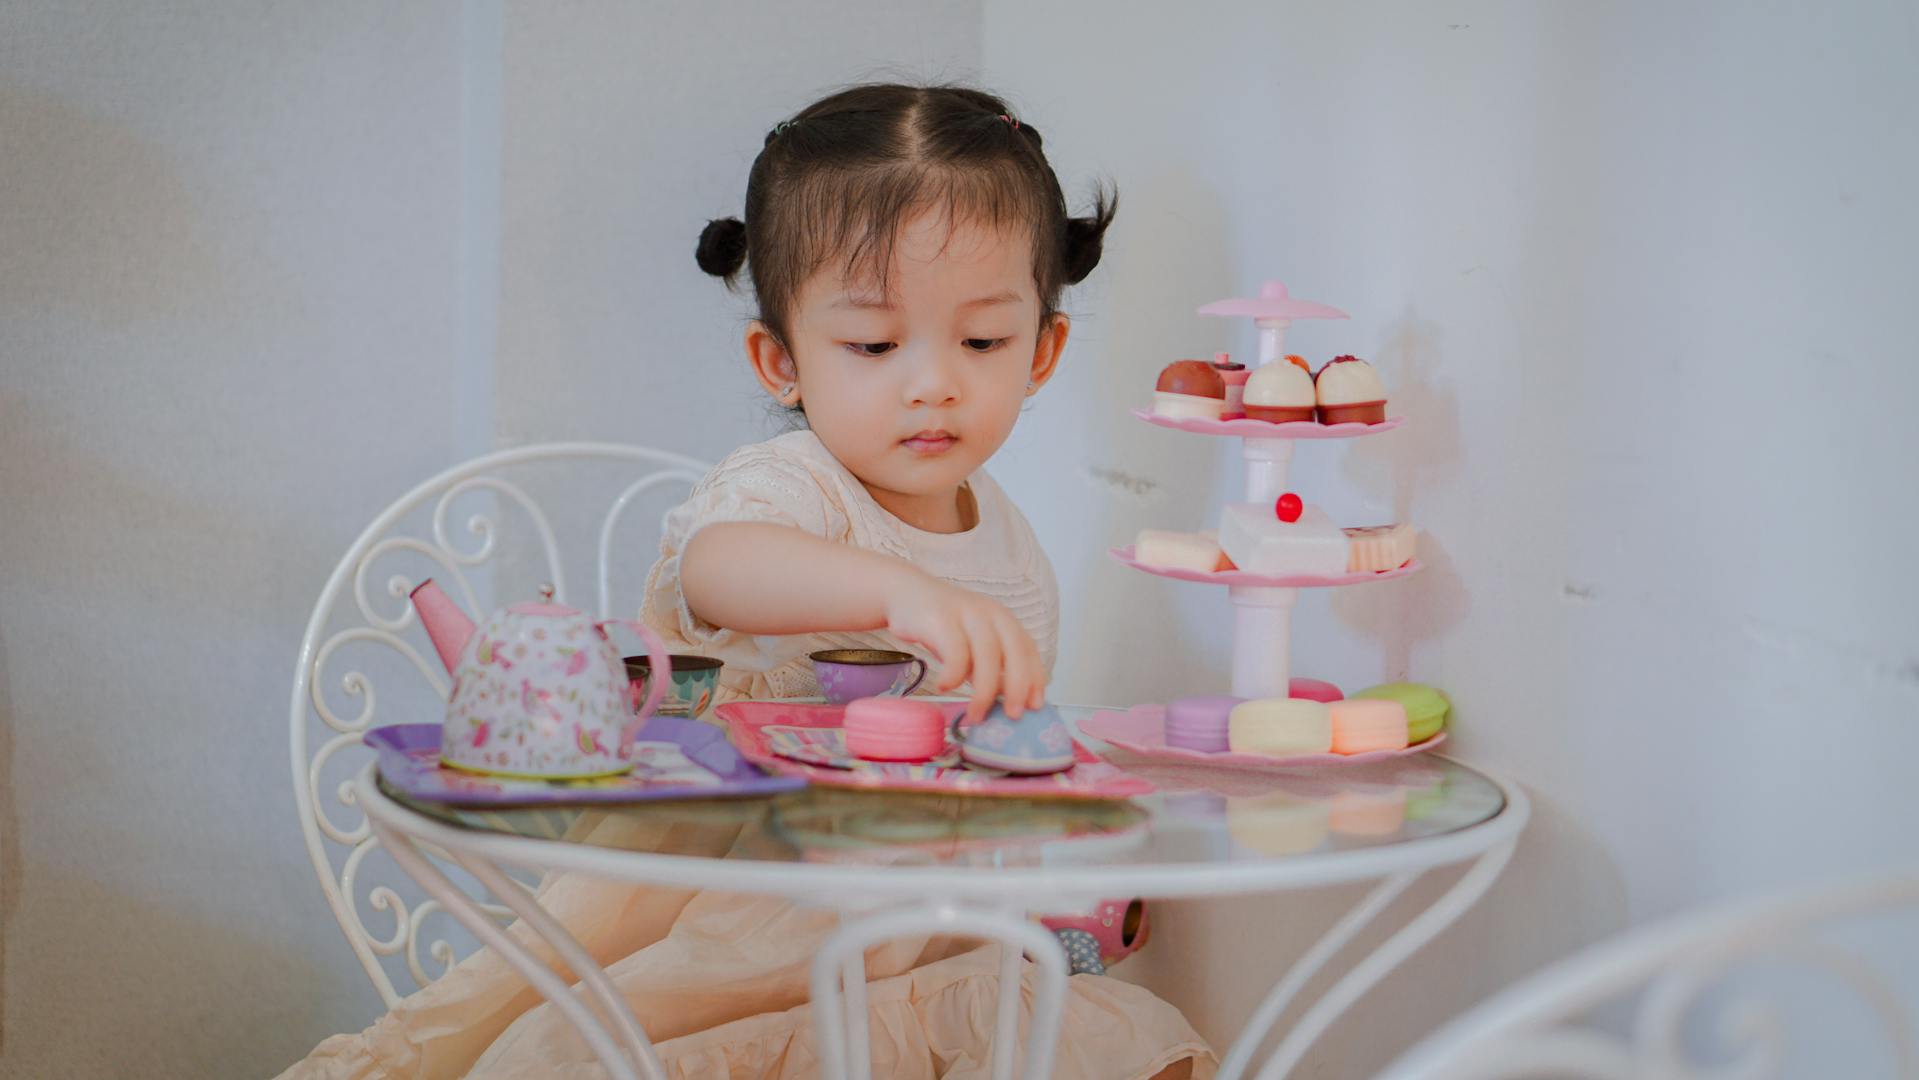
[1110,547,1422,589]
[1131,408,1404,440]
[1079,704,1446,770]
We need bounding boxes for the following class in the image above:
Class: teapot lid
[507,583,577,617]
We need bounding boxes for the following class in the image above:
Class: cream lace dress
[278,431,1215,1080]
[639,429,1059,701]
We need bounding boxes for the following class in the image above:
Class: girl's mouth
[902,430,959,454]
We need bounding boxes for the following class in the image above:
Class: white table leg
[810,904,1067,1080]
[836,911,872,1080]
[1246,840,1520,1080]
[992,938,1025,1079]
[1217,871,1420,1079]
[366,815,659,1080]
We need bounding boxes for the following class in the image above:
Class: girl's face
[747,208,1068,528]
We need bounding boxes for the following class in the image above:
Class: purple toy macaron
[1164,695,1243,752]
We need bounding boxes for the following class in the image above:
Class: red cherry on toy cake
[1275,493,1303,522]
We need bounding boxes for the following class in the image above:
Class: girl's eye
[965,337,1011,352]
[847,342,896,358]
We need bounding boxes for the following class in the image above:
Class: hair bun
[1061,185,1118,286]
[695,217,748,280]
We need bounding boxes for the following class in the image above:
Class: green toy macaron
[1352,682,1450,744]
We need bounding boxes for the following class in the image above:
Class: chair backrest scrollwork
[289,442,706,1005]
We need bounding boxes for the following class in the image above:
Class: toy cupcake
[1314,355,1387,424]
[1211,352,1250,419]
[1153,360,1226,420]
[1242,360,1316,423]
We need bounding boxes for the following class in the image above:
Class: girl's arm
[679,521,1045,722]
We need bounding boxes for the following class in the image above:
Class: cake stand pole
[1228,585,1296,699]
[1242,437,1294,508]
[1254,317,1290,368]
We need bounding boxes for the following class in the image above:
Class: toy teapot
[410,579,670,779]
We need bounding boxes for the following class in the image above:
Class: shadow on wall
[0,83,221,324]
[0,625,16,1057]
[1331,312,1469,680]
[1071,166,1239,704]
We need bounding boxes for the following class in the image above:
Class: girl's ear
[745,321,801,405]
[1025,314,1071,396]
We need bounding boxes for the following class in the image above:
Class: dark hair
[695,82,1117,352]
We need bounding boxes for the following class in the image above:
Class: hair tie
[997,113,1020,130]
[770,120,799,138]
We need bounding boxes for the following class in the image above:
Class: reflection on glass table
[381,705,1503,873]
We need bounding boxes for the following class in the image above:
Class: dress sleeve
[640,444,851,650]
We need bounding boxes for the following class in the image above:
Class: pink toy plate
[1078,705,1446,769]
[1132,408,1403,440]
[719,702,1155,799]
[763,725,965,771]
[1111,547,1422,589]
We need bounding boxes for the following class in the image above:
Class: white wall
[7,1,1916,1076]
[983,0,1919,1073]
[0,3,980,1076]
[1,4,475,1075]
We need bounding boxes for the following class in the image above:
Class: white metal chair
[1378,872,1919,1079]
[288,442,707,1006]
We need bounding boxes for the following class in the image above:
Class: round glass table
[356,706,1528,1080]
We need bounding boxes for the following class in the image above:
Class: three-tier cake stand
[1109,281,1420,699]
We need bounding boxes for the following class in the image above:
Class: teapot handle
[601,619,670,752]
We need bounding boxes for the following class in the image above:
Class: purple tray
[366,715,807,808]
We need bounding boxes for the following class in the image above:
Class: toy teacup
[809,649,927,705]
[625,654,723,719]
[954,702,1075,774]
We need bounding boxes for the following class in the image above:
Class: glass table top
[382,707,1508,875]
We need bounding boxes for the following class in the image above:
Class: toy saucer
[719,701,1154,799]
[366,715,805,807]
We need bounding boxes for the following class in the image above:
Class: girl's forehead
[808,214,1036,310]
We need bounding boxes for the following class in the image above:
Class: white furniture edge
[357,761,1529,1079]
[1378,871,1919,1080]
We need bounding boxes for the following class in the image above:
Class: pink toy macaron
[1164,695,1242,752]
[1328,698,1410,754]
[843,697,949,762]
[1289,677,1344,703]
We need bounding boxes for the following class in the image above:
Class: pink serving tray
[1078,704,1446,770]
[1112,547,1422,589]
[718,701,1155,799]
[1131,408,1403,440]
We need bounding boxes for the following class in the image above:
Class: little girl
[284,83,1212,1080]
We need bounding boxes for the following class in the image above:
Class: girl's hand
[882,569,1045,726]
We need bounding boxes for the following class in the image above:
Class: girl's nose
[903,349,963,408]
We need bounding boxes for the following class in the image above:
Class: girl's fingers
[929,622,971,694]
[997,614,1032,719]
[963,612,1002,726]
[1026,632,1047,709]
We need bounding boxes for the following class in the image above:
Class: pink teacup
[809,649,928,705]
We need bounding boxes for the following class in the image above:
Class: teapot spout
[409,579,474,674]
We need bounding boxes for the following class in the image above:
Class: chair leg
[452,851,669,1080]
[366,815,660,1080]
[809,904,1069,1080]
